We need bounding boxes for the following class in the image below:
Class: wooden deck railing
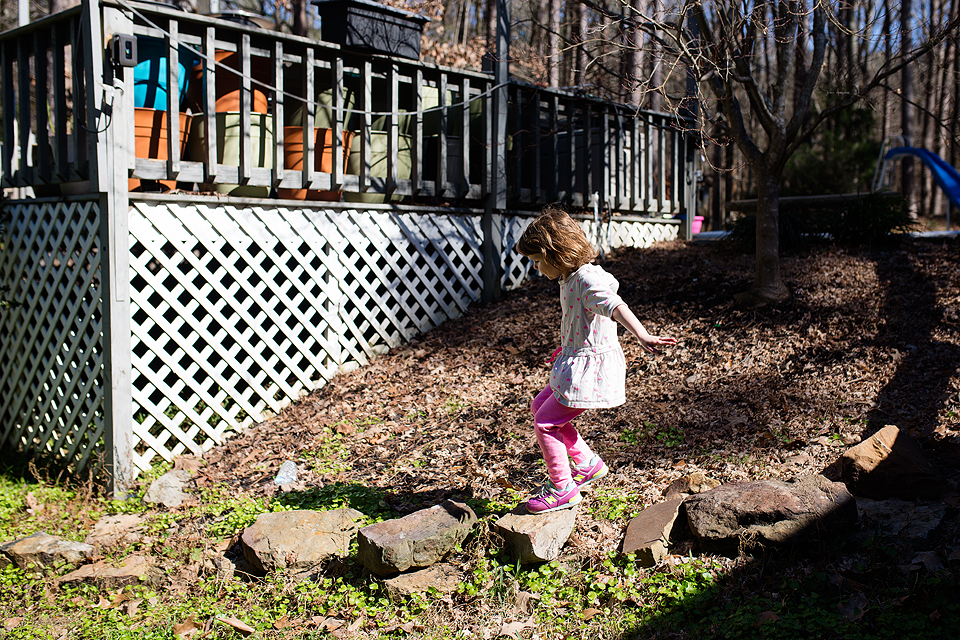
[0,0,696,214]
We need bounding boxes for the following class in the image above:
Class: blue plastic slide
[885,147,960,211]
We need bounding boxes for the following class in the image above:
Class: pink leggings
[531,386,593,487]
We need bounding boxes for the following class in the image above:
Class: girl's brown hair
[517,206,598,272]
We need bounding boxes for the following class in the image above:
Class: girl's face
[527,252,566,280]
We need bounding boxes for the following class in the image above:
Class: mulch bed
[199,236,960,558]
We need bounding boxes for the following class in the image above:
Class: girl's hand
[612,305,676,355]
[637,334,677,355]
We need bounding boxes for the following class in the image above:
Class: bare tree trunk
[625,0,643,105]
[486,0,497,56]
[881,0,892,140]
[928,0,951,222]
[900,0,916,215]
[752,167,787,301]
[711,142,723,229]
[725,144,734,209]
[918,37,933,218]
[951,0,960,226]
[837,1,853,90]
[547,0,560,86]
[794,0,808,108]
[645,0,660,111]
[572,0,587,86]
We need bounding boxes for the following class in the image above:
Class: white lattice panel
[502,216,536,291]
[0,200,106,474]
[606,219,678,249]
[128,201,483,470]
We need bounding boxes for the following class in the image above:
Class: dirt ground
[197,235,960,558]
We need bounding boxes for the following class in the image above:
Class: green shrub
[725,192,914,253]
[725,208,821,254]
[827,191,915,248]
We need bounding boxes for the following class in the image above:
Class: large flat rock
[58,555,164,589]
[240,508,364,574]
[84,514,144,549]
[857,498,947,544]
[1,532,95,571]
[383,563,464,598]
[684,475,857,551]
[358,501,477,575]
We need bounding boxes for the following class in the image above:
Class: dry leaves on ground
[202,238,960,558]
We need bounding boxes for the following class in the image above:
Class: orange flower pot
[190,50,270,114]
[278,127,355,201]
[130,108,192,192]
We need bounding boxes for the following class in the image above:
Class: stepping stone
[383,563,463,597]
[858,498,947,544]
[0,532,95,571]
[839,425,944,500]
[143,470,194,508]
[493,504,578,564]
[684,475,857,551]
[621,498,684,566]
[662,472,721,500]
[240,508,364,574]
[84,514,144,548]
[358,501,477,576]
[59,555,163,589]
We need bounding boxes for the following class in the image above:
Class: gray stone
[58,555,164,589]
[621,498,684,566]
[240,508,364,574]
[684,475,857,551]
[84,514,144,548]
[839,425,944,500]
[662,472,721,500]
[493,504,578,565]
[143,470,194,508]
[358,501,477,576]
[382,563,463,598]
[857,498,947,544]
[0,532,95,570]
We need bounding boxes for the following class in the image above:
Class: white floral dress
[549,264,627,408]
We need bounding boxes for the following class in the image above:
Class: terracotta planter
[131,107,193,192]
[278,127,355,201]
[189,50,270,114]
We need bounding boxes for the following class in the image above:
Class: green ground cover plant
[4,239,960,638]
[2,461,958,639]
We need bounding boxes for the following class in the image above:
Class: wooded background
[3,0,958,229]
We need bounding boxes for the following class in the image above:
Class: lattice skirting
[502,215,677,290]
[2,198,677,478]
[0,199,106,474]
[129,201,484,470]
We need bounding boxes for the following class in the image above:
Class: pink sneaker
[572,456,609,487]
[526,481,582,513]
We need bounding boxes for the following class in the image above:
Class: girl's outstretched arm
[612,305,677,354]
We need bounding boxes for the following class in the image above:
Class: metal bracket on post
[481,0,509,304]
[91,0,135,498]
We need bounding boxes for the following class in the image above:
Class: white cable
[115,0,507,120]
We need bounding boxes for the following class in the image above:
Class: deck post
[90,0,135,497]
[481,0,509,304]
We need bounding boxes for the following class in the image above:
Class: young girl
[517,207,677,513]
